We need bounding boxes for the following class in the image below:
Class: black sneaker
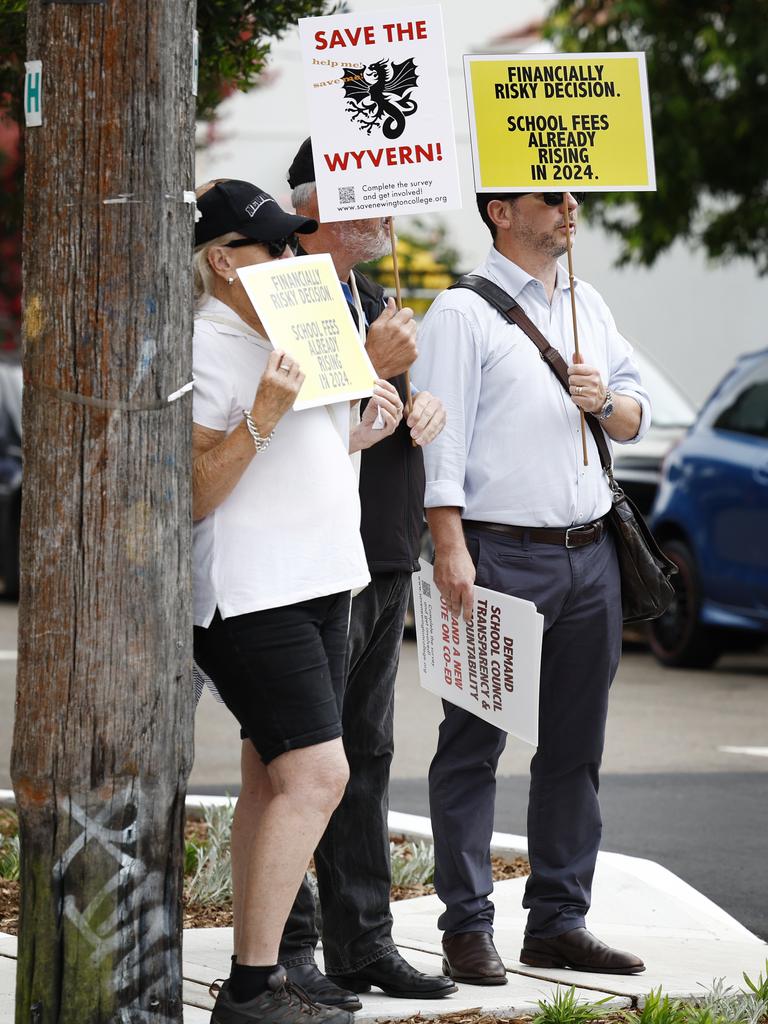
[210,967,354,1024]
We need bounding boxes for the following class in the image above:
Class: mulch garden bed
[1,818,531,936]
[0,879,19,935]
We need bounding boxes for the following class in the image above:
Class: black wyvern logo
[341,59,418,139]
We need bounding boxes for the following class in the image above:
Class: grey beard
[344,222,391,263]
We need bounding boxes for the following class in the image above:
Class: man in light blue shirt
[415,191,650,981]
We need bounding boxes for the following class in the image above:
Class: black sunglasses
[523,192,586,207]
[224,234,300,257]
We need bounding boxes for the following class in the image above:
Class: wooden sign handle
[389,218,413,422]
[564,198,588,467]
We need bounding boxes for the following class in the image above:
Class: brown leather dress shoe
[442,932,508,986]
[520,928,645,975]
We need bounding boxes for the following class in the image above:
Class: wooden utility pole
[11,1,196,1020]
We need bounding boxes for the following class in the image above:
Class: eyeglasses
[522,192,586,207]
[224,234,300,257]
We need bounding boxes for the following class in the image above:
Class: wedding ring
[279,362,291,373]
[576,385,583,395]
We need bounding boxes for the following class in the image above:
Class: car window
[713,371,768,439]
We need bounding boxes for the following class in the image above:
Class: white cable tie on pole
[167,380,194,403]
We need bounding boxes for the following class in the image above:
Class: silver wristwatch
[598,389,614,421]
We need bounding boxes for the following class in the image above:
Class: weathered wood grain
[12,2,196,1020]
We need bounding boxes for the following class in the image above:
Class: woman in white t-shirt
[191,180,402,1024]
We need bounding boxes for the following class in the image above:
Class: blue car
[649,349,768,668]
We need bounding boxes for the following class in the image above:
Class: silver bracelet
[242,409,274,453]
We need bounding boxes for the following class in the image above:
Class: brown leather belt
[463,517,606,549]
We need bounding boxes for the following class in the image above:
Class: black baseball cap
[194,179,317,246]
[287,138,316,189]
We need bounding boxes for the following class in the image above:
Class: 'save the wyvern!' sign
[298,6,461,221]
[464,52,655,192]
[413,562,543,745]
[238,254,376,411]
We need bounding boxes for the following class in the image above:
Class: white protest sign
[412,560,543,746]
[298,5,461,221]
[237,253,377,411]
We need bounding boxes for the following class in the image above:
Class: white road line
[0,651,17,661]
[718,745,768,758]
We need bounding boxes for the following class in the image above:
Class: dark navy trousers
[428,524,622,939]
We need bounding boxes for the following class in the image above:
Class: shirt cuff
[425,479,466,510]
[613,389,651,444]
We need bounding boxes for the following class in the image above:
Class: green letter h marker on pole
[25,61,43,126]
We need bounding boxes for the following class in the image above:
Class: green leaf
[543,0,768,273]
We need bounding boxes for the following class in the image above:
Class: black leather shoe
[520,928,645,975]
[327,950,457,999]
[285,963,363,1011]
[442,932,508,986]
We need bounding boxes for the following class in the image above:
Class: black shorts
[193,591,350,765]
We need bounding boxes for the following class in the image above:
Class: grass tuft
[0,833,20,881]
[532,985,613,1024]
[623,989,689,1024]
[742,962,768,1009]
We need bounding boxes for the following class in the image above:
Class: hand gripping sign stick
[463,52,658,469]
[563,196,589,466]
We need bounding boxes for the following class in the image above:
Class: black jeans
[279,570,412,973]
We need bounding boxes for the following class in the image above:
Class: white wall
[196,0,767,405]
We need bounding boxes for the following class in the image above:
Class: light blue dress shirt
[414,246,651,528]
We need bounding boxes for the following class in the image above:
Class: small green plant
[0,833,20,881]
[389,839,435,887]
[624,988,689,1024]
[185,801,235,906]
[686,975,768,1024]
[532,985,613,1024]
[185,837,203,876]
[742,962,768,1008]
[683,1003,730,1024]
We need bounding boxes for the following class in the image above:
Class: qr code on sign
[338,186,355,205]
[421,580,431,598]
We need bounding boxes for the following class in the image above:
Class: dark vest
[353,271,425,573]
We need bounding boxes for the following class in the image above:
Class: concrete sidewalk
[1,811,766,1021]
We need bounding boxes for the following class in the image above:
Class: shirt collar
[195,296,255,336]
[483,245,576,300]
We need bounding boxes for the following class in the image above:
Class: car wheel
[647,540,722,669]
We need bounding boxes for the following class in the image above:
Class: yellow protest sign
[464,52,655,192]
[238,253,377,411]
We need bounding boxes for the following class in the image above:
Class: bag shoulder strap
[449,274,613,473]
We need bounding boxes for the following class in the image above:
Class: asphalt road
[386,641,768,941]
[2,601,767,939]
[388,772,768,942]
